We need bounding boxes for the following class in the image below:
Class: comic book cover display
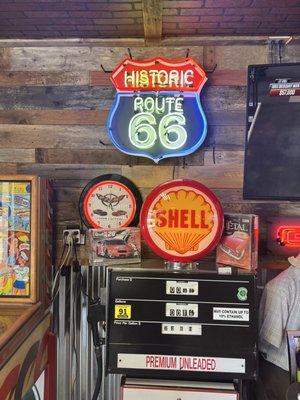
[216,214,259,271]
[0,176,53,400]
[0,181,31,297]
[89,227,141,265]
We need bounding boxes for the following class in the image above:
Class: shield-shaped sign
[107,57,207,163]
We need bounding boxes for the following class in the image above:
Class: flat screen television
[243,63,300,200]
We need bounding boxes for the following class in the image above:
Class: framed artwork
[0,176,38,303]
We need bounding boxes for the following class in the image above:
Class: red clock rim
[140,179,224,263]
[83,180,136,229]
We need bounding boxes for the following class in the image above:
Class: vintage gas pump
[104,179,257,400]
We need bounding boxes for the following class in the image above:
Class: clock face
[79,175,142,229]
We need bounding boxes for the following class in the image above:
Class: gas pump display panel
[106,269,257,381]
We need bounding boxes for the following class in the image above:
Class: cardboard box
[216,214,259,270]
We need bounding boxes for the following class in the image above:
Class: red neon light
[277,226,300,247]
[110,57,207,92]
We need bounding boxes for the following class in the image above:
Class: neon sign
[107,57,207,163]
[267,217,300,256]
[277,226,300,247]
[110,57,206,92]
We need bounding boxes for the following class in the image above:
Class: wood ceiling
[0,0,299,40]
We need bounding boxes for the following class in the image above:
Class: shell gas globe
[141,180,224,262]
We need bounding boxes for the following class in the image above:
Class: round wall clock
[79,174,142,229]
[140,179,224,263]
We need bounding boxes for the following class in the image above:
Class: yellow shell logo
[152,189,214,254]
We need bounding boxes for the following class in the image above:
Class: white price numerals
[279,89,295,96]
[129,112,187,150]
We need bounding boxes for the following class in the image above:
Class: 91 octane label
[115,304,132,319]
[166,280,198,296]
[166,303,198,318]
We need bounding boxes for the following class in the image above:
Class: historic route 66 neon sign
[107,57,207,163]
[129,95,187,150]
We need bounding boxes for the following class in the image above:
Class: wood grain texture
[56,201,79,222]
[205,110,245,126]
[3,46,204,72]
[204,150,245,165]
[285,45,300,63]
[0,86,114,109]
[0,148,36,162]
[0,111,245,128]
[0,71,88,87]
[121,165,174,187]
[90,71,110,87]
[0,125,110,148]
[0,44,269,73]
[203,46,216,74]
[203,86,246,112]
[142,0,163,41]
[0,304,39,349]
[0,163,17,174]
[0,109,104,125]
[0,48,11,70]
[203,125,245,149]
[17,164,122,179]
[35,148,204,166]
[0,37,271,48]
[0,41,299,268]
[215,45,267,69]
[0,85,245,111]
[177,164,244,188]
[0,38,146,48]
[208,70,247,86]
[161,37,271,46]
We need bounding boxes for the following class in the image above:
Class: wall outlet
[63,229,85,245]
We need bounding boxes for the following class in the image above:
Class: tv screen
[243,63,300,200]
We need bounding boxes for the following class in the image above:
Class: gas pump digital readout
[105,180,258,399]
[106,269,256,381]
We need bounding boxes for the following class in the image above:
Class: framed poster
[0,176,38,303]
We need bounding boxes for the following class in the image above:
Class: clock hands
[80,174,141,229]
[96,193,126,211]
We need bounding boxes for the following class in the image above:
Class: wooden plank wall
[0,40,299,267]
